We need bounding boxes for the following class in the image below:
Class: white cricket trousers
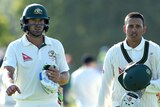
[14,100,61,107]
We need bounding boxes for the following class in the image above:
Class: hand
[46,66,60,83]
[6,84,21,96]
[157,92,160,103]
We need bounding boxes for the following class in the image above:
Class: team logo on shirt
[22,53,32,62]
[48,50,56,61]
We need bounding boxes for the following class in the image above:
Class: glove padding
[39,65,59,94]
[120,91,140,107]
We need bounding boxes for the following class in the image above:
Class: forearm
[2,67,21,96]
[98,78,112,107]
[2,66,15,87]
[58,71,70,85]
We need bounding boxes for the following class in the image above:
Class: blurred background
[0,0,160,106]
[1,0,160,69]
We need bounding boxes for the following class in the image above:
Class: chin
[29,30,44,37]
[30,33,42,37]
[33,34,42,37]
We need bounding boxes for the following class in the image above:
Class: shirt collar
[44,35,52,45]
[21,34,31,46]
[123,37,145,50]
[22,34,52,46]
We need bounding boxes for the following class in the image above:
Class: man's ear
[123,25,126,33]
[143,26,147,33]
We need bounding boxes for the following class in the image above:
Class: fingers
[46,69,60,83]
[6,85,21,96]
[47,68,60,77]
[16,86,21,94]
[48,74,60,83]
[47,71,60,79]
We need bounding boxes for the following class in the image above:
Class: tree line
[1,0,160,69]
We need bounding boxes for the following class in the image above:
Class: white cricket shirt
[98,38,160,107]
[2,34,69,104]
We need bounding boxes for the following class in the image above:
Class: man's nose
[132,27,137,32]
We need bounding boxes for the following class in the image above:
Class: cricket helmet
[118,63,152,91]
[20,3,50,32]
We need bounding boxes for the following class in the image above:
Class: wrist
[6,83,15,88]
[58,72,69,85]
[2,75,14,88]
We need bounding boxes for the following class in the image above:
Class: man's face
[123,18,146,42]
[28,19,45,37]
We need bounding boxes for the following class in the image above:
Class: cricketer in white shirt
[98,37,160,107]
[1,34,69,107]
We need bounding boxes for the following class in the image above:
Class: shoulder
[148,40,160,48]
[45,36,64,51]
[71,67,83,78]
[107,42,122,54]
[46,36,62,45]
[112,42,122,49]
[7,37,22,48]
[145,40,160,55]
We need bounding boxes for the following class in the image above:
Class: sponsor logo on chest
[22,53,32,62]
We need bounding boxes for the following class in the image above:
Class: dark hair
[124,12,145,26]
[81,54,96,64]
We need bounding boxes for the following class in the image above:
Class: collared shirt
[2,34,69,104]
[98,37,160,107]
[123,37,145,62]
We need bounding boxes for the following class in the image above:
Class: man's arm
[2,66,15,87]
[2,66,21,96]
[97,50,114,107]
[145,45,160,94]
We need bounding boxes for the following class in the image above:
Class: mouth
[30,29,43,36]
[34,29,42,32]
[131,33,137,37]
[34,28,43,32]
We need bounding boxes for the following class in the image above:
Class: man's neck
[26,34,44,48]
[126,38,142,48]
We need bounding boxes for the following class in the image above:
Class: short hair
[81,54,96,64]
[124,12,145,26]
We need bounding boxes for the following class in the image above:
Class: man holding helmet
[1,3,69,107]
[118,63,152,107]
[98,12,160,107]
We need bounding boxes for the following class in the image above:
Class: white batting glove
[39,70,59,94]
